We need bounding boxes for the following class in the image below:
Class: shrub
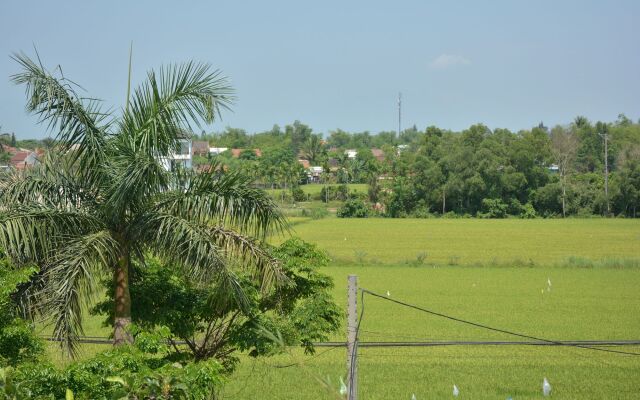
[0,261,43,367]
[412,207,434,219]
[442,211,459,219]
[291,186,306,202]
[301,207,328,220]
[2,345,224,400]
[337,198,369,218]
[520,202,537,219]
[92,239,340,370]
[480,198,508,218]
[320,184,350,202]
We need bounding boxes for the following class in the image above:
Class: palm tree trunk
[114,246,133,345]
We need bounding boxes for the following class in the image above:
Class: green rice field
[48,218,640,398]
[284,218,640,266]
[224,218,640,399]
[222,265,640,399]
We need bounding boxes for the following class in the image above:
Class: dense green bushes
[337,198,370,218]
[0,238,339,398]
[0,261,43,367]
[92,239,340,371]
[1,345,223,400]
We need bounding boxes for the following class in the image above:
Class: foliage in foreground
[93,238,341,371]
[0,258,43,367]
[0,52,286,355]
[0,344,223,400]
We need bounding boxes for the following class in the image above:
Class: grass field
[44,218,640,398]
[226,219,640,399]
[222,266,640,399]
[284,218,640,266]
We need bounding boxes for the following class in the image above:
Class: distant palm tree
[574,116,590,129]
[301,134,324,165]
[0,53,285,354]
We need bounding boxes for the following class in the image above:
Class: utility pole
[599,131,610,216]
[397,92,402,138]
[347,275,358,400]
[604,132,609,216]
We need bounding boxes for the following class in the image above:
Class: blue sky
[1,0,639,139]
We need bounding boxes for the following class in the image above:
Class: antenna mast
[397,92,402,137]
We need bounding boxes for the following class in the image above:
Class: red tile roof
[192,141,209,155]
[10,151,30,164]
[371,148,385,161]
[298,159,310,169]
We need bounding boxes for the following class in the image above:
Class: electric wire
[361,288,640,356]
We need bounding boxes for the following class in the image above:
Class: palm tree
[301,134,324,165]
[0,53,285,354]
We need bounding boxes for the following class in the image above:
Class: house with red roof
[10,151,38,170]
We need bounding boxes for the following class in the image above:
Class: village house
[10,150,40,170]
[307,166,324,183]
[159,137,192,171]
[209,147,229,155]
[345,149,357,159]
[192,140,210,156]
[371,148,385,162]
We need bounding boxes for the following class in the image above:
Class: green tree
[93,239,340,368]
[301,134,325,165]
[337,198,369,218]
[0,259,43,367]
[327,129,350,148]
[286,120,313,156]
[0,53,284,354]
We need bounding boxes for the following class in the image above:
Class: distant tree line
[6,113,640,218]
[199,115,640,218]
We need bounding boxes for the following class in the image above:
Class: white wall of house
[209,147,228,155]
[160,139,192,171]
[345,149,357,159]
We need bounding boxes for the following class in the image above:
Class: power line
[44,336,640,348]
[314,340,640,348]
[361,289,640,357]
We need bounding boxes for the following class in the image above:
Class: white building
[345,149,358,159]
[307,166,324,182]
[160,138,192,171]
[209,147,229,155]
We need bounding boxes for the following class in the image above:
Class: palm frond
[0,153,96,210]
[11,52,111,185]
[133,209,281,291]
[0,205,103,264]
[156,163,287,239]
[208,225,282,291]
[39,231,119,355]
[103,144,169,217]
[119,62,234,157]
[131,212,228,281]
[205,268,251,316]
